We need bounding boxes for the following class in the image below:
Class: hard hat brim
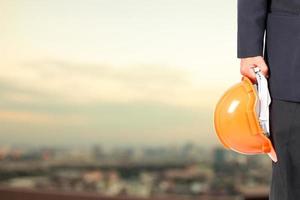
[268,146,278,162]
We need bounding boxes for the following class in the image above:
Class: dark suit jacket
[238,0,300,102]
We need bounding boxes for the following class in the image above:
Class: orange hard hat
[214,76,277,162]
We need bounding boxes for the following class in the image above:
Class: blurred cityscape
[0,0,262,199]
[0,143,272,199]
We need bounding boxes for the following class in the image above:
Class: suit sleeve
[237,0,269,58]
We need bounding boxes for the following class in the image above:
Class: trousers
[269,99,300,199]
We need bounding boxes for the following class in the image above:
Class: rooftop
[0,187,268,200]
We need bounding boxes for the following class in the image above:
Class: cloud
[0,62,217,147]
[0,60,217,107]
[0,109,88,125]
[0,60,218,147]
[0,100,216,147]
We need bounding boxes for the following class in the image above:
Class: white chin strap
[253,67,271,137]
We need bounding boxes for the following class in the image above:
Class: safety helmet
[214,75,277,162]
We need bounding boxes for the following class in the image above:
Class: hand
[240,56,269,83]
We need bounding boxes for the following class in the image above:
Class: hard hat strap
[253,67,271,137]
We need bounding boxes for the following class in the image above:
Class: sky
[0,0,240,148]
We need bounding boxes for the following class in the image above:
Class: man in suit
[238,0,300,199]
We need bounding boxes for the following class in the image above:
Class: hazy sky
[0,0,240,148]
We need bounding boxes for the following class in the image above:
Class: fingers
[240,64,256,83]
[257,59,269,78]
[240,56,269,83]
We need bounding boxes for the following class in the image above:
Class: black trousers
[269,99,300,199]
